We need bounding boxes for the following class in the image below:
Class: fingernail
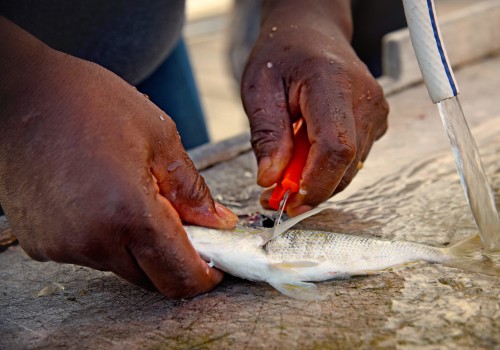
[258,157,282,187]
[257,157,273,181]
[215,202,238,226]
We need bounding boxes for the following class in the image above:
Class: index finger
[241,59,295,187]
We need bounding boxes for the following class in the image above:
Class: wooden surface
[2,53,500,349]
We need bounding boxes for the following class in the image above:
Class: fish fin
[271,260,320,269]
[443,234,500,277]
[268,280,322,301]
[260,201,338,245]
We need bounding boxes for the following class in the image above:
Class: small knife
[269,118,310,227]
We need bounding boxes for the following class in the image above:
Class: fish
[185,215,500,300]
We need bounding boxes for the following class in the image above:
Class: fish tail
[442,234,500,277]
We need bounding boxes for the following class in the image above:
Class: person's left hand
[0,18,238,299]
[241,1,389,216]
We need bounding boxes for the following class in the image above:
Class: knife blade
[274,189,289,227]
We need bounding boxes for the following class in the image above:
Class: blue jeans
[137,37,209,150]
[0,37,208,217]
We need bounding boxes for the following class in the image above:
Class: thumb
[241,62,294,187]
[153,159,237,229]
[150,125,237,229]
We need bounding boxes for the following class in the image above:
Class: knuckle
[327,65,351,83]
[161,167,214,213]
[153,158,215,212]
[242,69,283,109]
[365,81,389,113]
[248,109,276,130]
[251,129,280,159]
[249,113,284,158]
[182,174,212,208]
[154,115,182,146]
[325,140,357,166]
[373,89,390,114]
[371,96,389,140]
[373,84,387,102]
[320,57,353,82]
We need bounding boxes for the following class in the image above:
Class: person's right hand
[241,1,389,216]
[0,18,238,298]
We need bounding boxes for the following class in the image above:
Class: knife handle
[269,118,311,210]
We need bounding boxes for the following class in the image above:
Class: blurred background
[185,0,247,143]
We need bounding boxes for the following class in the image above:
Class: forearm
[0,17,54,123]
[261,0,353,40]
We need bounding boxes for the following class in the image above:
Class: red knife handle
[269,118,310,210]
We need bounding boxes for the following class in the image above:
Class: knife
[269,118,310,226]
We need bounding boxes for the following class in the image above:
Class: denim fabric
[137,38,209,150]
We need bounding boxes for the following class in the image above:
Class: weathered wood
[188,132,251,171]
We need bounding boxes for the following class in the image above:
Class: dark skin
[0,17,238,298]
[0,0,389,298]
[242,0,389,216]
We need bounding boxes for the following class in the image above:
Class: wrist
[0,17,56,123]
[261,0,353,40]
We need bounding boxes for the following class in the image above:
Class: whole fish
[185,225,500,300]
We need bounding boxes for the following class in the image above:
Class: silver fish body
[263,229,448,280]
[183,225,488,300]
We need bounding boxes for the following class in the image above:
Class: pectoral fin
[267,261,323,299]
[268,280,322,301]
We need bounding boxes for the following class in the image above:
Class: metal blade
[273,190,290,228]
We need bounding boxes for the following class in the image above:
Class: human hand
[241,1,389,216]
[0,18,238,298]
